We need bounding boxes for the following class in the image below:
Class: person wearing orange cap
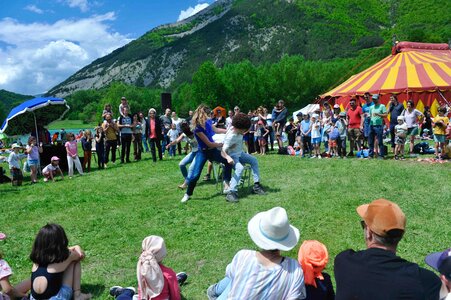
[298,240,335,299]
[334,198,441,299]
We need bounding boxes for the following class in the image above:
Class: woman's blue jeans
[186,148,231,196]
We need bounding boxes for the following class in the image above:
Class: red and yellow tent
[321,42,451,116]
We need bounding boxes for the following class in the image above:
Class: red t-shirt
[347,106,363,129]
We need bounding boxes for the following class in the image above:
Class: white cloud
[0,13,132,95]
[65,0,90,12]
[178,3,210,21]
[24,5,44,14]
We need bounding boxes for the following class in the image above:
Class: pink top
[149,119,156,139]
[65,141,78,156]
[152,264,180,300]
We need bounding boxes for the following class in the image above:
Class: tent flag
[321,41,451,115]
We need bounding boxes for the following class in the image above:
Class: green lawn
[1,152,450,299]
[48,119,97,130]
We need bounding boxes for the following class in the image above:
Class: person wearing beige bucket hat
[334,198,441,299]
[207,207,306,300]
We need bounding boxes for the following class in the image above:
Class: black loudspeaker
[161,93,172,111]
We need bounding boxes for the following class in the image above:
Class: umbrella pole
[33,112,42,175]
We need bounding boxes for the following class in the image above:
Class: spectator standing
[272,100,288,149]
[310,114,322,159]
[60,128,67,143]
[225,110,234,129]
[7,143,25,186]
[167,124,179,158]
[425,248,451,300]
[368,94,387,159]
[65,133,84,178]
[334,198,441,299]
[139,112,150,153]
[132,113,143,161]
[432,106,449,160]
[94,125,105,169]
[402,99,423,156]
[346,98,363,156]
[81,129,92,172]
[422,106,433,136]
[301,113,312,156]
[394,116,408,160]
[387,95,405,152]
[336,112,347,158]
[265,108,275,151]
[117,107,133,163]
[102,113,119,167]
[361,93,374,148]
[160,109,172,156]
[145,108,163,162]
[25,136,43,184]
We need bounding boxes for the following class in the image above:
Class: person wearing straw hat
[109,236,187,300]
[298,240,334,300]
[425,248,451,299]
[207,207,306,300]
[7,143,26,186]
[334,198,441,299]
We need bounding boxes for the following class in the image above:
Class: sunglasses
[360,220,366,229]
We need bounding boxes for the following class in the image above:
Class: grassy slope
[48,120,97,130]
[1,153,450,299]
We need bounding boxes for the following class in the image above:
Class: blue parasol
[0,97,70,137]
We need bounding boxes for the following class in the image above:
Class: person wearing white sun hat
[207,207,306,300]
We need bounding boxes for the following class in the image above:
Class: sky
[0,0,216,96]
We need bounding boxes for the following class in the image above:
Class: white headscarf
[137,236,167,300]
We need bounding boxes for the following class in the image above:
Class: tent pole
[33,112,42,175]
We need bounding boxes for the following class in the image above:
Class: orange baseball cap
[357,199,406,237]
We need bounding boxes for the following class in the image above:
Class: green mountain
[48,0,450,97]
[0,89,34,125]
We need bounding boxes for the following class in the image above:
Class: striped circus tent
[321,42,451,116]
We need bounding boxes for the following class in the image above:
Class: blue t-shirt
[301,120,311,136]
[194,119,215,150]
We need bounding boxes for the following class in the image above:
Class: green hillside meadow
[1,153,450,299]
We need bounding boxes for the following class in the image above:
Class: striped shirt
[225,250,306,300]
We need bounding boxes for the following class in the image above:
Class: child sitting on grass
[42,156,64,182]
[1,232,31,300]
[394,116,408,160]
[221,113,266,203]
[109,235,186,300]
[298,240,335,300]
[29,224,91,300]
[7,143,26,186]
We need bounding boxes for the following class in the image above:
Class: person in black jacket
[145,108,164,162]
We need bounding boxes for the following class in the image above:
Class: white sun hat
[247,207,300,251]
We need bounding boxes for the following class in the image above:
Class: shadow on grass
[82,283,105,298]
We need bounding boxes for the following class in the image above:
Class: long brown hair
[191,104,209,129]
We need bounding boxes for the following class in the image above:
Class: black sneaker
[109,286,123,297]
[226,191,239,203]
[176,272,188,285]
[253,183,266,195]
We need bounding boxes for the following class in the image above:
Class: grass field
[48,119,97,130]
[1,151,450,299]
